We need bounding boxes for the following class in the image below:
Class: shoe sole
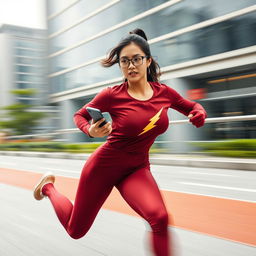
[33,172,55,200]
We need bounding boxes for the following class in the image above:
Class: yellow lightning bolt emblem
[138,107,163,136]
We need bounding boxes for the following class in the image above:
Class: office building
[0,24,57,134]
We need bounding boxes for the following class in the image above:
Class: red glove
[188,104,207,128]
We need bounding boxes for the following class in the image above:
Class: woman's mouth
[128,71,138,77]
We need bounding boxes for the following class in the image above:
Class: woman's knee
[67,225,89,240]
[147,210,169,233]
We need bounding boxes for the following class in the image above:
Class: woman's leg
[42,152,115,239]
[116,167,170,256]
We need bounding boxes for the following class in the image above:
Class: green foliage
[0,107,46,135]
[2,140,254,158]
[0,89,46,135]
[60,143,102,153]
[10,88,37,96]
[0,142,103,153]
[0,141,165,154]
[206,150,256,158]
[3,103,30,111]
[192,139,256,158]
[149,144,167,153]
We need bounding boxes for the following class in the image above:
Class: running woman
[34,28,207,256]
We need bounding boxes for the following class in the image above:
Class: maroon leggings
[42,142,170,256]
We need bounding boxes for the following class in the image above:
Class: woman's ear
[147,57,152,68]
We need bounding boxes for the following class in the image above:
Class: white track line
[180,182,256,193]
[0,162,17,166]
[43,167,80,174]
[177,171,236,177]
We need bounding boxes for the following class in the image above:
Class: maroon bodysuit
[42,81,207,256]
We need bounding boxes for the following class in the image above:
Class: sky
[0,0,47,29]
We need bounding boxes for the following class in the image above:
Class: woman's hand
[88,118,112,137]
[188,110,207,128]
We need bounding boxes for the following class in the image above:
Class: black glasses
[119,55,148,68]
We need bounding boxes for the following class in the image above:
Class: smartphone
[86,107,107,127]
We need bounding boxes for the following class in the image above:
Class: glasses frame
[119,55,148,68]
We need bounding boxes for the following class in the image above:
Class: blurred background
[0,0,256,156]
[0,2,256,256]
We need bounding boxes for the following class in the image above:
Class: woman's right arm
[73,87,112,137]
[73,106,93,137]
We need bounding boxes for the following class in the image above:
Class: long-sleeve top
[74,81,207,153]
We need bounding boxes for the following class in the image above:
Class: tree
[0,89,46,135]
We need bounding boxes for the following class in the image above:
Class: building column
[59,99,87,142]
[163,78,206,153]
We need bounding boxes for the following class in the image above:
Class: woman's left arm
[167,86,207,128]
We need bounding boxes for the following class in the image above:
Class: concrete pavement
[1,155,256,255]
[1,181,256,256]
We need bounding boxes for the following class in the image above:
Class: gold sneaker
[33,172,55,200]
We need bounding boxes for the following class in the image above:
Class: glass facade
[48,0,167,52]
[50,8,256,93]
[49,0,256,54]
[49,0,114,35]
[7,27,47,109]
[0,24,57,134]
[46,0,256,144]
[47,0,75,17]
[13,35,47,107]
[47,0,256,94]
[189,71,256,139]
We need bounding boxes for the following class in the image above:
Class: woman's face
[119,42,151,83]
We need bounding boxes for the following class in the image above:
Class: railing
[5,114,256,140]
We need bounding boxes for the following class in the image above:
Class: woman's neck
[127,78,150,94]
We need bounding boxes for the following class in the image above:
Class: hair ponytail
[129,28,148,41]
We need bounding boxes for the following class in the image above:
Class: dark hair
[101,28,161,82]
